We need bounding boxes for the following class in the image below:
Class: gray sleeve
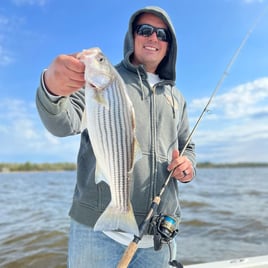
[35,72,85,137]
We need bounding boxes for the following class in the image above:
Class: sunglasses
[135,24,170,43]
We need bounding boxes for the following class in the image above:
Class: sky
[0,0,267,164]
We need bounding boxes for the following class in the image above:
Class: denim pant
[68,219,175,268]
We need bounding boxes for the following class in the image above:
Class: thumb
[172,149,180,160]
[168,149,180,171]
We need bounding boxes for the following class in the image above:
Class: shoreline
[1,162,267,173]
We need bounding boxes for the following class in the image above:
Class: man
[36,6,196,268]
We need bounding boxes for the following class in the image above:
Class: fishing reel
[150,214,179,251]
[149,214,183,267]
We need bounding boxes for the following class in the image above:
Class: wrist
[41,70,62,102]
[42,70,59,96]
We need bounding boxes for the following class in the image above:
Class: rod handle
[117,241,138,268]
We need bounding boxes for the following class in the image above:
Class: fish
[77,47,141,235]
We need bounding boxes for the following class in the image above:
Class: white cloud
[211,77,268,119]
[0,98,80,162]
[190,77,268,119]
[0,9,47,67]
[0,45,13,66]
[1,76,267,164]
[11,0,49,6]
[189,77,268,163]
[0,14,20,65]
[242,0,265,3]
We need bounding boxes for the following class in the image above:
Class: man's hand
[44,53,85,96]
[167,149,194,183]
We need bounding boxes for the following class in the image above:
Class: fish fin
[94,202,139,236]
[93,90,108,107]
[128,137,143,174]
[95,164,109,184]
[84,82,108,107]
[133,137,143,163]
[130,105,142,166]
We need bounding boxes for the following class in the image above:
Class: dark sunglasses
[135,24,170,43]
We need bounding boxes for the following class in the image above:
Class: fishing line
[180,6,267,157]
[117,8,267,268]
[153,7,268,222]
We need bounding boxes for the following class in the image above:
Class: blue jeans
[68,219,175,268]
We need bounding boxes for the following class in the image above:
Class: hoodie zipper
[136,69,175,206]
[150,82,176,200]
[150,84,158,201]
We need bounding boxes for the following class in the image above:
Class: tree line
[0,161,267,172]
[0,162,76,172]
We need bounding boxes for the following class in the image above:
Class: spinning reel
[150,214,178,250]
[149,214,183,268]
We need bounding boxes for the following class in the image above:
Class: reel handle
[117,241,138,268]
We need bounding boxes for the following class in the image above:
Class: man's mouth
[144,46,159,51]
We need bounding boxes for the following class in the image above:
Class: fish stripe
[82,47,139,234]
[113,81,129,210]
[94,81,133,211]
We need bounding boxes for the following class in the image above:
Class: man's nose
[148,31,158,41]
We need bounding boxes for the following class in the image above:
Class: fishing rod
[117,9,266,268]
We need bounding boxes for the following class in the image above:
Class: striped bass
[77,47,140,235]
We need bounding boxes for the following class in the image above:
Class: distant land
[0,161,268,172]
[0,162,76,172]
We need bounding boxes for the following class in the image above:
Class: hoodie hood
[124,6,178,81]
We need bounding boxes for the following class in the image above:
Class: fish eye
[97,53,105,63]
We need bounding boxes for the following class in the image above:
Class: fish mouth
[89,82,97,88]
[84,81,99,90]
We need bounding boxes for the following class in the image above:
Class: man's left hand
[167,149,194,183]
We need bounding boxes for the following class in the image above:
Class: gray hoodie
[36,6,195,231]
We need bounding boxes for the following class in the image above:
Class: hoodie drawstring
[136,69,145,101]
[171,86,176,119]
[136,69,176,119]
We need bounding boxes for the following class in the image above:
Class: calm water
[0,168,267,267]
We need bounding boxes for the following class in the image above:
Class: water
[0,168,267,267]
[0,172,74,268]
[179,167,268,265]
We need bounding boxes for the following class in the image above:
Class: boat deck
[184,255,268,268]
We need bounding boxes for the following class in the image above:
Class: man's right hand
[44,53,85,96]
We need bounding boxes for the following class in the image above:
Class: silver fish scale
[81,47,139,234]
[98,81,132,211]
[87,78,134,212]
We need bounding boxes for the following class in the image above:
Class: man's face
[132,13,169,73]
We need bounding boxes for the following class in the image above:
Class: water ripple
[1,168,268,266]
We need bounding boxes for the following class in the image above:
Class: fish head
[77,47,114,91]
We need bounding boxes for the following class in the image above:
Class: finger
[69,72,85,83]
[172,149,180,160]
[179,167,194,183]
[64,56,85,73]
[167,149,181,171]
[64,82,85,91]
[179,175,192,183]
[170,167,184,180]
[60,64,85,84]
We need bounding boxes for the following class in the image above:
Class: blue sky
[0,0,267,163]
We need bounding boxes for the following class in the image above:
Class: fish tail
[94,202,139,235]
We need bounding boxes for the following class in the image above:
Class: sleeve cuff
[41,69,62,103]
